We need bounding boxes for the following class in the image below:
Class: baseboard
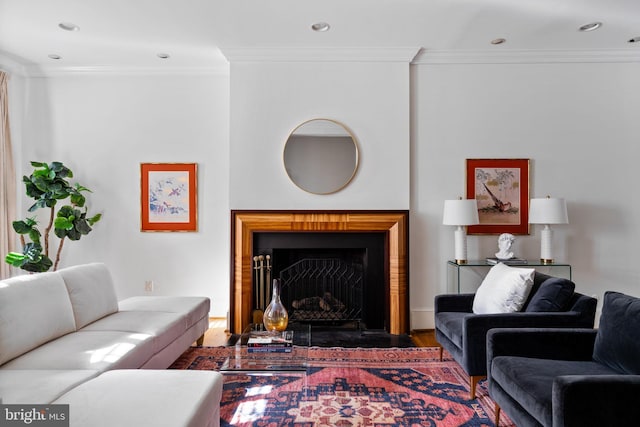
[411,309,435,330]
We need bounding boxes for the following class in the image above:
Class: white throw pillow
[472,262,535,314]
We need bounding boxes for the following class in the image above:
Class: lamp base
[539,225,554,265]
[453,226,468,265]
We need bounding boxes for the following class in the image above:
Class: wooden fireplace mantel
[230,210,409,334]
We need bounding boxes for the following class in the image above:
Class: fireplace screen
[279,258,363,324]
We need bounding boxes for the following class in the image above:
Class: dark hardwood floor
[410,329,440,347]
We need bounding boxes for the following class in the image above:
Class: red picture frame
[141,163,197,232]
[466,158,529,235]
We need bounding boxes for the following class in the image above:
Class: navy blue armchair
[435,271,597,399]
[487,291,640,427]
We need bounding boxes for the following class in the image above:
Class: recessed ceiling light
[311,22,330,32]
[157,53,170,59]
[579,22,602,32]
[48,54,62,60]
[58,22,80,32]
[629,36,640,43]
[491,38,506,45]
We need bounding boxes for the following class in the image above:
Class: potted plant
[4,161,102,272]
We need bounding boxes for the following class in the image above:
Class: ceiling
[1,0,639,75]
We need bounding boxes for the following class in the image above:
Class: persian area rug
[170,347,515,427]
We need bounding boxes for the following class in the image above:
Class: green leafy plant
[4,161,102,272]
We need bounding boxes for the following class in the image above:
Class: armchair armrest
[553,375,640,427]
[487,328,597,380]
[487,328,597,360]
[434,293,474,313]
[566,293,598,327]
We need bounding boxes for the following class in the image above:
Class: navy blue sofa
[487,291,640,426]
[435,272,597,399]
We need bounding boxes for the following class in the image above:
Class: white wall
[228,60,411,210]
[9,73,231,317]
[411,61,640,327]
[6,58,640,329]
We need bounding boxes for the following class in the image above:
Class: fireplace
[230,210,409,334]
[280,257,364,324]
[254,232,385,329]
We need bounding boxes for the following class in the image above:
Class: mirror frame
[283,118,359,195]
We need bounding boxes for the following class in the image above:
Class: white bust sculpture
[495,233,515,260]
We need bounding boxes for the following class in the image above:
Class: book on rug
[486,257,528,265]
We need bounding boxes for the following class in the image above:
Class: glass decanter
[263,278,289,332]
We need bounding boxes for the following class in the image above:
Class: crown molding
[413,48,640,64]
[220,47,421,63]
[0,53,28,76]
[7,47,638,76]
[17,64,230,78]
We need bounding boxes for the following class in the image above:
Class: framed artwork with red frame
[141,163,197,232]
[466,158,529,235]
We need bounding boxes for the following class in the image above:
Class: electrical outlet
[144,280,154,292]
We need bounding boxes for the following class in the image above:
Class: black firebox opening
[253,232,387,330]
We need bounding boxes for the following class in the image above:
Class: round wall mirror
[283,119,359,194]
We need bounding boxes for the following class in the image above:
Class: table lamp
[443,198,479,264]
[528,196,568,264]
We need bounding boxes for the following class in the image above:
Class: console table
[447,260,572,294]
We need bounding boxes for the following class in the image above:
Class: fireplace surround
[230,210,409,334]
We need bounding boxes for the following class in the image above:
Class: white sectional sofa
[0,263,223,427]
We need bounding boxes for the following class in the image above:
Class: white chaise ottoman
[53,370,223,427]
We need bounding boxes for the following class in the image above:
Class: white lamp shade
[529,198,568,224]
[443,199,480,226]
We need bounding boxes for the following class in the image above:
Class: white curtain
[0,71,17,279]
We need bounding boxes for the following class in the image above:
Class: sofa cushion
[0,330,155,372]
[118,296,210,330]
[0,370,100,404]
[525,277,575,312]
[80,311,186,354]
[58,263,119,329]
[491,356,618,426]
[434,312,467,348]
[53,370,223,427]
[473,263,535,314]
[593,291,640,375]
[0,272,76,365]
